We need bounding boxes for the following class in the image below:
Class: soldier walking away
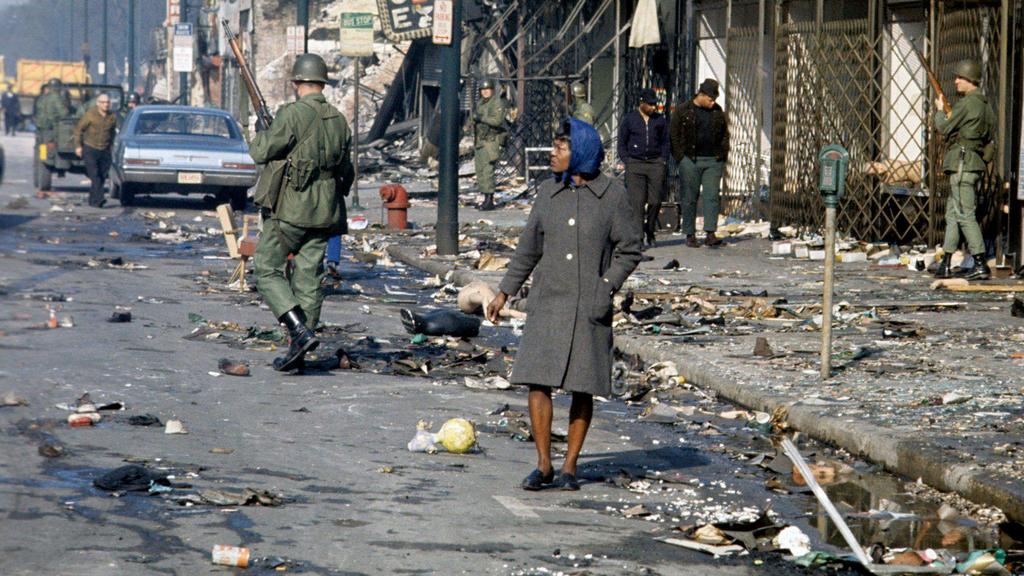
[473,78,508,211]
[571,81,595,125]
[35,79,69,145]
[932,60,996,281]
[616,88,669,247]
[671,79,729,248]
[2,84,19,135]
[73,93,118,207]
[250,54,355,372]
[486,118,642,491]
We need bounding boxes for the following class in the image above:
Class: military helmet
[479,78,495,91]
[954,60,982,85]
[47,78,63,88]
[571,82,587,99]
[290,53,329,84]
[126,92,141,105]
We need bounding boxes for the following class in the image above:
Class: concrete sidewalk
[368,211,1024,524]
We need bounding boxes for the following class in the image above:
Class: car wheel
[37,159,52,191]
[119,183,136,206]
[230,187,249,212]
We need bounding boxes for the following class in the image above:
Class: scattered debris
[164,420,188,435]
[211,545,250,568]
[401,308,481,337]
[93,465,170,492]
[218,358,251,377]
[1,392,28,407]
[108,308,132,323]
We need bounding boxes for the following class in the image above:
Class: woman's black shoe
[552,472,580,491]
[521,468,554,491]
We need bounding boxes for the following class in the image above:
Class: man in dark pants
[617,88,669,247]
[2,84,19,135]
[671,79,729,248]
[73,93,117,207]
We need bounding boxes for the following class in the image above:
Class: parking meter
[818,144,849,208]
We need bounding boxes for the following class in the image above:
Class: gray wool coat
[498,173,643,396]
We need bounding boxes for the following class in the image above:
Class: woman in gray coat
[487,118,642,490]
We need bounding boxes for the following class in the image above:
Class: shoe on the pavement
[521,468,554,491]
[552,472,580,491]
[962,253,991,281]
[933,254,953,279]
[273,307,319,372]
[479,195,496,211]
[686,235,700,248]
[704,232,722,247]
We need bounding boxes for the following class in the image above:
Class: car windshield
[134,112,238,139]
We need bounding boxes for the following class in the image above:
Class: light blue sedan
[111,105,257,209]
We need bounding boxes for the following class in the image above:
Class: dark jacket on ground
[617,109,669,162]
[670,99,729,162]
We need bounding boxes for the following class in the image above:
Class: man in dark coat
[617,88,669,247]
[487,118,642,491]
[2,84,19,135]
[670,78,729,248]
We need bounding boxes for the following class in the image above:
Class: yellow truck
[14,59,91,97]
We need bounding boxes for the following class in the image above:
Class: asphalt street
[0,132,954,575]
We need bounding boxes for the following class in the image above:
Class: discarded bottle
[47,308,58,329]
[211,545,250,568]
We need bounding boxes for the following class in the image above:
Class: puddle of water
[813,473,1002,554]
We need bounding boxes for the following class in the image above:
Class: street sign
[432,0,452,45]
[172,24,194,73]
[376,0,434,42]
[340,0,375,57]
[286,25,306,56]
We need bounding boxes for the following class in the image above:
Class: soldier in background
[473,78,508,211]
[249,54,355,372]
[571,81,595,125]
[932,60,996,281]
[34,79,69,143]
[2,83,19,135]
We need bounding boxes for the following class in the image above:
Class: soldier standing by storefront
[932,60,995,281]
[473,78,508,211]
[571,82,595,125]
[250,54,355,372]
[616,88,669,247]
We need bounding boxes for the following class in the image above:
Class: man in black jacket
[617,88,669,246]
[670,79,729,247]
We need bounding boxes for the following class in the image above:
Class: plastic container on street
[211,545,250,568]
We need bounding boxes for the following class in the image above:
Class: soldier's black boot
[932,254,953,278]
[963,253,991,281]
[273,307,319,372]
[479,194,496,211]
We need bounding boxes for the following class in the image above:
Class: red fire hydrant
[379,184,409,230]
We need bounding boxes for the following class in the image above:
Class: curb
[384,243,1024,523]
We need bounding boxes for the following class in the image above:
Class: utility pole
[128,0,136,94]
[436,0,462,256]
[298,0,309,53]
[101,0,108,83]
[180,0,189,105]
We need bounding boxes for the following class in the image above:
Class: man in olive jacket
[670,78,729,248]
[473,78,508,211]
[251,53,355,372]
[932,60,996,281]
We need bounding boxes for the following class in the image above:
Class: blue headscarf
[556,117,604,184]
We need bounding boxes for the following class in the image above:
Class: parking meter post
[821,201,836,379]
[350,58,363,211]
[817,144,848,380]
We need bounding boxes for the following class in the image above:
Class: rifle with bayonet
[910,40,952,115]
[222,19,273,131]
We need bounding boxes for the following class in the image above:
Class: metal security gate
[767,0,1007,245]
[723,25,763,219]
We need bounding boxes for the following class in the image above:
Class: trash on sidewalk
[463,375,511,390]
[753,336,774,357]
[401,307,481,337]
[108,308,132,323]
[68,412,101,427]
[407,418,479,454]
[129,414,161,426]
[218,358,251,377]
[38,443,66,458]
[476,251,510,271]
[165,419,188,434]
[198,488,283,507]
[1,392,28,407]
[773,525,811,557]
[211,545,250,568]
[93,465,171,492]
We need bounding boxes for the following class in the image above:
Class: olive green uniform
[573,101,595,125]
[34,91,69,142]
[934,90,995,255]
[250,93,354,328]
[473,95,507,196]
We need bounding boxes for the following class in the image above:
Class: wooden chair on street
[217,204,260,291]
